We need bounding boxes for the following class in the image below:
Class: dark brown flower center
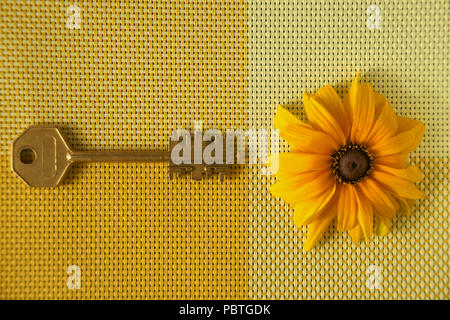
[331,144,373,184]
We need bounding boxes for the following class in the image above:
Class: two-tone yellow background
[0,1,448,299]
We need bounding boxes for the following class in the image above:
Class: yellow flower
[270,73,425,251]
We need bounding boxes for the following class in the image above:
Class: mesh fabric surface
[0,0,448,299]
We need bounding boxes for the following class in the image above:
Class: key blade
[11,126,73,187]
[168,137,231,181]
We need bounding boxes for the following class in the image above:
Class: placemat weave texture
[0,0,448,299]
[1,0,248,299]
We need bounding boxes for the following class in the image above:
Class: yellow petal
[280,124,339,154]
[349,224,363,243]
[343,72,361,125]
[366,101,398,147]
[357,179,397,219]
[396,116,423,133]
[355,191,374,242]
[313,85,350,138]
[293,183,336,226]
[374,91,388,113]
[396,197,416,215]
[374,216,390,236]
[372,170,425,199]
[350,83,376,144]
[337,184,358,231]
[270,171,335,205]
[303,92,347,145]
[269,152,331,178]
[303,208,337,251]
[274,105,303,129]
[370,120,425,157]
[374,153,408,169]
[274,106,315,152]
[376,165,422,182]
[397,197,411,215]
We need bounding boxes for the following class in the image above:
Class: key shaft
[68,150,170,163]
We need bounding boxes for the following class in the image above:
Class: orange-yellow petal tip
[303,242,314,252]
[348,224,362,243]
[374,217,390,237]
[274,105,302,130]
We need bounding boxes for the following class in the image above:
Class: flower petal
[372,170,425,199]
[337,184,358,231]
[355,190,374,242]
[343,72,361,125]
[280,124,339,154]
[397,116,423,133]
[350,83,376,144]
[366,101,398,147]
[349,224,363,243]
[376,165,422,182]
[303,92,347,145]
[396,197,417,215]
[303,205,337,251]
[358,179,397,219]
[269,152,332,178]
[293,183,336,226]
[374,216,390,236]
[274,105,303,129]
[274,106,317,152]
[374,91,388,113]
[374,153,408,169]
[270,171,335,205]
[313,85,350,138]
[370,120,425,157]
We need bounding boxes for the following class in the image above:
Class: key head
[11,126,73,187]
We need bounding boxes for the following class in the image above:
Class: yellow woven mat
[0,0,448,299]
[0,0,248,299]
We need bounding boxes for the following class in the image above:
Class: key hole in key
[20,148,36,164]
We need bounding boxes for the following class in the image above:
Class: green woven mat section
[248,0,448,299]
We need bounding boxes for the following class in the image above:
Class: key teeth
[204,167,212,179]
[168,166,230,181]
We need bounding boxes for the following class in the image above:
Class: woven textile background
[247,0,448,299]
[1,0,248,299]
[1,0,448,299]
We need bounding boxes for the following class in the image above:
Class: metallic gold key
[11,125,233,187]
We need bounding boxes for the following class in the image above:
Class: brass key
[11,125,233,187]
